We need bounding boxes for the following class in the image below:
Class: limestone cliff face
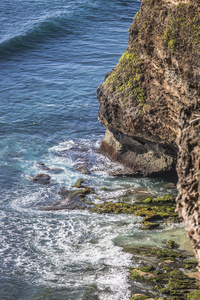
[176,103,200,269]
[97,0,200,176]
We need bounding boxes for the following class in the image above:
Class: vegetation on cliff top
[104,46,146,108]
[163,3,200,52]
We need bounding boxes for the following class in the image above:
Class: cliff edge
[97,0,200,266]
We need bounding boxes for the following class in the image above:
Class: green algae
[139,265,155,272]
[87,194,179,229]
[141,220,160,230]
[85,200,93,205]
[127,244,198,300]
[166,240,179,249]
[123,245,185,262]
[72,187,94,198]
[187,289,200,300]
[156,248,184,261]
[100,187,108,191]
[182,259,198,270]
[89,207,101,214]
[141,195,175,204]
[72,178,84,188]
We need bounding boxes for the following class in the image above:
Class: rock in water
[31,174,51,184]
[76,165,90,174]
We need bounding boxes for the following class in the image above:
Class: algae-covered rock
[100,187,109,191]
[141,220,160,230]
[72,178,84,188]
[155,248,184,261]
[182,260,198,270]
[141,195,175,205]
[76,165,90,174]
[96,193,179,229]
[166,240,179,249]
[187,289,200,300]
[42,184,95,211]
[36,162,63,174]
[81,284,99,300]
[126,244,198,300]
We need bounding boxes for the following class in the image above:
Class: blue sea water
[0,1,190,299]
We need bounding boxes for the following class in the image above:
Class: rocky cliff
[176,102,200,268]
[97,0,200,176]
[97,0,200,266]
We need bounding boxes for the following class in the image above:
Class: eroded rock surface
[97,0,200,176]
[176,102,200,269]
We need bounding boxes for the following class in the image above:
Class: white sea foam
[0,207,136,300]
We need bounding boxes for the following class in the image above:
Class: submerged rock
[75,164,90,174]
[42,180,95,211]
[36,162,50,171]
[36,162,63,174]
[81,284,100,300]
[31,174,51,184]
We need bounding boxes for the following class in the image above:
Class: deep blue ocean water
[0,1,190,299]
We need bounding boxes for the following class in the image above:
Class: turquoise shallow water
[0,1,190,299]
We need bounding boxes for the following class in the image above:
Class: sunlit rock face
[97,0,200,176]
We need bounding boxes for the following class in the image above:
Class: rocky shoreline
[126,242,199,300]
[32,173,200,299]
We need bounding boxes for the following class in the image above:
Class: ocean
[0,1,189,299]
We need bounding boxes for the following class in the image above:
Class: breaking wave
[0,13,73,58]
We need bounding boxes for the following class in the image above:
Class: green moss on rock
[104,47,146,108]
[166,240,179,249]
[141,220,160,230]
[187,289,200,300]
[72,178,84,188]
[127,245,198,299]
[163,3,200,52]
[142,195,175,204]
[182,259,198,270]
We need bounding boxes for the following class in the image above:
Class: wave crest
[0,15,72,58]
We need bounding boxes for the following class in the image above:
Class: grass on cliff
[104,47,146,109]
[163,3,200,52]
